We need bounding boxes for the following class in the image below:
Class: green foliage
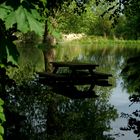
[56,1,96,34]
[121,56,140,94]
[0,3,12,20]
[55,0,114,36]
[0,89,5,140]
[96,0,140,39]
[54,0,138,39]
[0,3,44,36]
[0,107,5,122]
[0,1,45,65]
[90,17,112,36]
[47,16,62,41]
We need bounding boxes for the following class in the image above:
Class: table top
[50,61,99,69]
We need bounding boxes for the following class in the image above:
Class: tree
[98,0,140,38]
[123,0,140,39]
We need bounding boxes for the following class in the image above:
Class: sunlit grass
[61,35,140,48]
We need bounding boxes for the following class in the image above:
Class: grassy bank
[60,35,140,48]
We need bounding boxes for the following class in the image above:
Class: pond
[6,42,140,140]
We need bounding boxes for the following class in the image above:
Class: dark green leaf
[6,40,20,64]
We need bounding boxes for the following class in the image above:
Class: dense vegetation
[55,0,140,39]
[0,0,140,139]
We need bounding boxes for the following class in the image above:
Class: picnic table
[37,61,112,99]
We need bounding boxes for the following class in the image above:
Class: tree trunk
[43,20,56,72]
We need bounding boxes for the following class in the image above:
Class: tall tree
[123,0,140,39]
[100,0,140,29]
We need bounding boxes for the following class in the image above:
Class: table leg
[52,66,58,73]
[88,82,95,92]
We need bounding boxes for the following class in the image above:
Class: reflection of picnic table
[37,62,112,99]
[50,62,99,74]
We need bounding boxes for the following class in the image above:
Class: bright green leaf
[31,9,43,20]
[0,113,6,122]
[15,6,44,36]
[25,10,44,36]
[0,135,3,140]
[0,99,4,106]
[0,64,5,68]
[15,6,29,33]
[0,126,4,135]
[5,12,16,29]
[0,106,3,113]
[4,5,44,36]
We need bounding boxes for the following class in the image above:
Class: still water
[8,43,140,140]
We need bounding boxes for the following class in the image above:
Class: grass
[60,35,140,48]
[56,35,140,62]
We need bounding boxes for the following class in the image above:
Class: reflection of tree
[121,56,140,139]
[120,111,140,137]
[53,98,117,140]
[6,78,117,140]
[121,56,140,94]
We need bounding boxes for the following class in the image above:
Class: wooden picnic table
[38,61,112,86]
[37,61,112,99]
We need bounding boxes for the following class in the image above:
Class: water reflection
[120,56,140,139]
[5,43,140,139]
[5,79,117,140]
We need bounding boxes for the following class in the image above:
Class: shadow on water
[3,42,140,139]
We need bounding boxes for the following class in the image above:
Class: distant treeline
[54,1,140,40]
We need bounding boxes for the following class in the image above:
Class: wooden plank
[38,75,95,85]
[37,72,112,87]
[37,71,112,80]
[38,78,94,86]
[92,72,112,79]
[37,72,93,80]
[50,62,99,69]
[38,76,112,87]
[71,70,90,75]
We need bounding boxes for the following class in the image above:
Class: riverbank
[61,35,140,47]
